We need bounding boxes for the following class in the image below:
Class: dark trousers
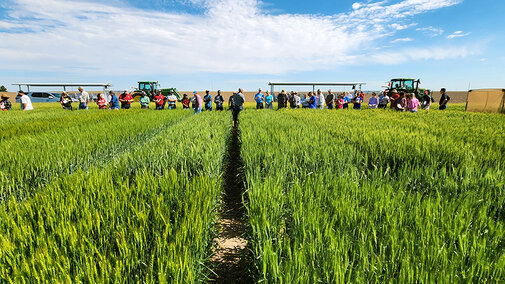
[256,103,264,109]
[122,104,131,109]
[439,104,447,110]
[327,103,334,110]
[216,105,224,111]
[232,108,242,124]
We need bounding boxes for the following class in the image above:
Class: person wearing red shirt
[390,89,400,109]
[153,91,165,110]
[96,93,108,109]
[119,90,134,109]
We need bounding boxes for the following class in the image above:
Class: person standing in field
[439,88,450,110]
[316,89,324,109]
[407,93,420,113]
[277,90,288,109]
[139,92,150,109]
[289,92,299,109]
[203,90,212,111]
[352,93,363,110]
[18,90,33,111]
[193,91,203,114]
[390,89,400,109]
[342,92,352,109]
[181,94,190,110]
[378,92,390,109]
[308,92,317,109]
[325,90,335,110]
[421,90,433,110]
[153,91,165,110]
[368,92,379,109]
[108,91,120,110]
[60,92,73,110]
[167,90,178,110]
[335,94,344,110]
[77,87,89,110]
[393,92,406,111]
[0,94,12,111]
[215,90,225,111]
[119,90,133,109]
[265,91,273,109]
[255,89,264,109]
[96,93,108,109]
[230,88,245,125]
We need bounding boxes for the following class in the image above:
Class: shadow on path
[210,124,252,283]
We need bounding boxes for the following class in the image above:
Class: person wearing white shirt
[18,90,34,111]
[78,86,89,110]
[317,89,325,109]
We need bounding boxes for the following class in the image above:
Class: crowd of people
[2,86,451,115]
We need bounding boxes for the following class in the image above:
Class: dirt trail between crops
[210,124,252,283]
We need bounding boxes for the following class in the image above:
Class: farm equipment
[385,78,431,99]
[132,81,182,101]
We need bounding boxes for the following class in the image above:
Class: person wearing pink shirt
[407,93,420,113]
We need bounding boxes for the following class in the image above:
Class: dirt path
[210,125,252,283]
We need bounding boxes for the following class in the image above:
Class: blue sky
[0,0,504,92]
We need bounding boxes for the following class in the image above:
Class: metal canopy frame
[268,82,366,94]
[12,83,112,93]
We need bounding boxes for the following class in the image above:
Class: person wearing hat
[18,90,33,111]
[78,86,89,110]
[193,91,203,114]
[139,91,150,109]
[0,94,12,111]
[60,92,73,110]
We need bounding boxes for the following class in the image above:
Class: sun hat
[193,91,197,94]
[18,90,25,94]
[1,94,9,99]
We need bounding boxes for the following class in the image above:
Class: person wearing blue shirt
[254,89,264,109]
[308,93,317,109]
[264,91,273,109]
[203,90,213,111]
[109,92,120,110]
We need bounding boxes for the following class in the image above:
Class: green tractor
[386,78,431,99]
[132,81,182,101]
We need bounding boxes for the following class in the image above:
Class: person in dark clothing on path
[229,88,245,126]
[277,90,288,109]
[439,88,450,110]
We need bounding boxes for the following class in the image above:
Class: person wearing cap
[77,87,89,110]
[229,88,245,125]
[18,90,34,111]
[153,91,165,110]
[139,92,150,109]
[254,89,264,109]
[109,91,120,110]
[0,94,12,111]
[167,90,178,110]
[60,92,73,110]
[214,90,225,111]
[193,91,203,114]
[119,90,133,109]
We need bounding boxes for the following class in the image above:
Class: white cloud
[416,26,444,37]
[447,30,471,39]
[391,37,414,43]
[0,0,467,76]
[369,45,478,64]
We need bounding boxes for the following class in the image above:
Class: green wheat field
[0,102,504,282]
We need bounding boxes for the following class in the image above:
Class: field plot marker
[210,124,252,283]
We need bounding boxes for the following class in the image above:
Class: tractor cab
[386,78,427,99]
[134,81,159,98]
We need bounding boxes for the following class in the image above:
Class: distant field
[0,102,503,282]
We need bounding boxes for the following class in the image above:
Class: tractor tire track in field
[210,123,252,283]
